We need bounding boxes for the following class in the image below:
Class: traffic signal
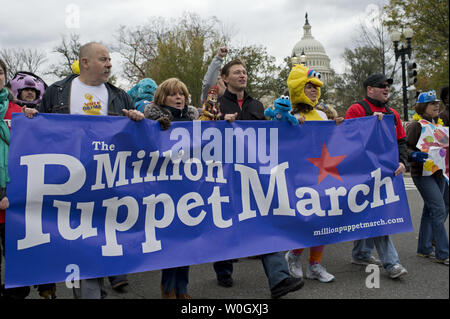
[407,61,417,85]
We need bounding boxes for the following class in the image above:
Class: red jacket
[0,101,22,224]
[345,98,406,140]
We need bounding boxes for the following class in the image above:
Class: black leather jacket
[38,74,134,115]
[218,89,265,121]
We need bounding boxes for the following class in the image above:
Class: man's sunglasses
[371,83,391,89]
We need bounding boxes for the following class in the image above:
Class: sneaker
[417,252,436,259]
[160,285,176,299]
[270,277,304,299]
[351,256,382,266]
[388,264,408,279]
[435,258,449,266]
[306,263,335,283]
[285,251,303,278]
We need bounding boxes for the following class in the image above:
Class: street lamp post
[391,28,414,122]
[291,49,307,66]
[300,49,306,65]
[291,53,300,65]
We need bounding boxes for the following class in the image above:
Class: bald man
[27,42,143,298]
[36,42,141,120]
[78,42,113,87]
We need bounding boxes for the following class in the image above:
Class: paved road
[6,185,449,301]
[403,176,417,191]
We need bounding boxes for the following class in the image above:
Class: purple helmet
[7,71,47,107]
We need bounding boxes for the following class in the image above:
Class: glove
[410,151,428,163]
[157,117,171,131]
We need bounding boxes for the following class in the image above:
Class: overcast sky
[0,0,388,88]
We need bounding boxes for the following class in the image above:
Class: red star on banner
[307,143,347,184]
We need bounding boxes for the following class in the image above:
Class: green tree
[116,12,294,106]
[148,14,225,106]
[273,56,293,97]
[116,13,227,106]
[384,0,449,91]
[225,45,281,101]
[115,18,171,85]
[328,7,408,116]
[333,46,385,114]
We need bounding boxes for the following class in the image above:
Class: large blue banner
[5,113,412,288]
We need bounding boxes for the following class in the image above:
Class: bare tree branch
[46,33,81,79]
[0,48,47,78]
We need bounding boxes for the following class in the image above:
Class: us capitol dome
[291,13,333,84]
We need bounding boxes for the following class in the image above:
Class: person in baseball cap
[363,74,393,89]
[416,90,440,104]
[344,72,410,279]
[406,89,449,266]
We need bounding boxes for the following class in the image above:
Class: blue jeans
[443,182,449,221]
[72,275,128,299]
[161,266,189,295]
[214,252,290,289]
[413,174,449,260]
[352,236,400,272]
[73,278,105,299]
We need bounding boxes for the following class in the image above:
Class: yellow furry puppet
[287,64,324,121]
[287,64,323,107]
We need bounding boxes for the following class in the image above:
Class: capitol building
[291,13,333,84]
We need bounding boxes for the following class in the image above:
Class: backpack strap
[357,100,373,117]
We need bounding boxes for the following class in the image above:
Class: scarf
[0,88,11,188]
[365,96,387,109]
[412,113,444,126]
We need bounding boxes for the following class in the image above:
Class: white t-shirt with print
[70,77,108,115]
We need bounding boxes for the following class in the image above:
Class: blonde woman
[143,78,198,298]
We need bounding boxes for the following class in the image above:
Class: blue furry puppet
[127,78,158,112]
[264,95,299,125]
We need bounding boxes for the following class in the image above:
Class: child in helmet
[7,71,47,108]
[4,70,57,298]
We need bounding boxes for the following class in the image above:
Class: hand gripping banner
[5,113,412,287]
